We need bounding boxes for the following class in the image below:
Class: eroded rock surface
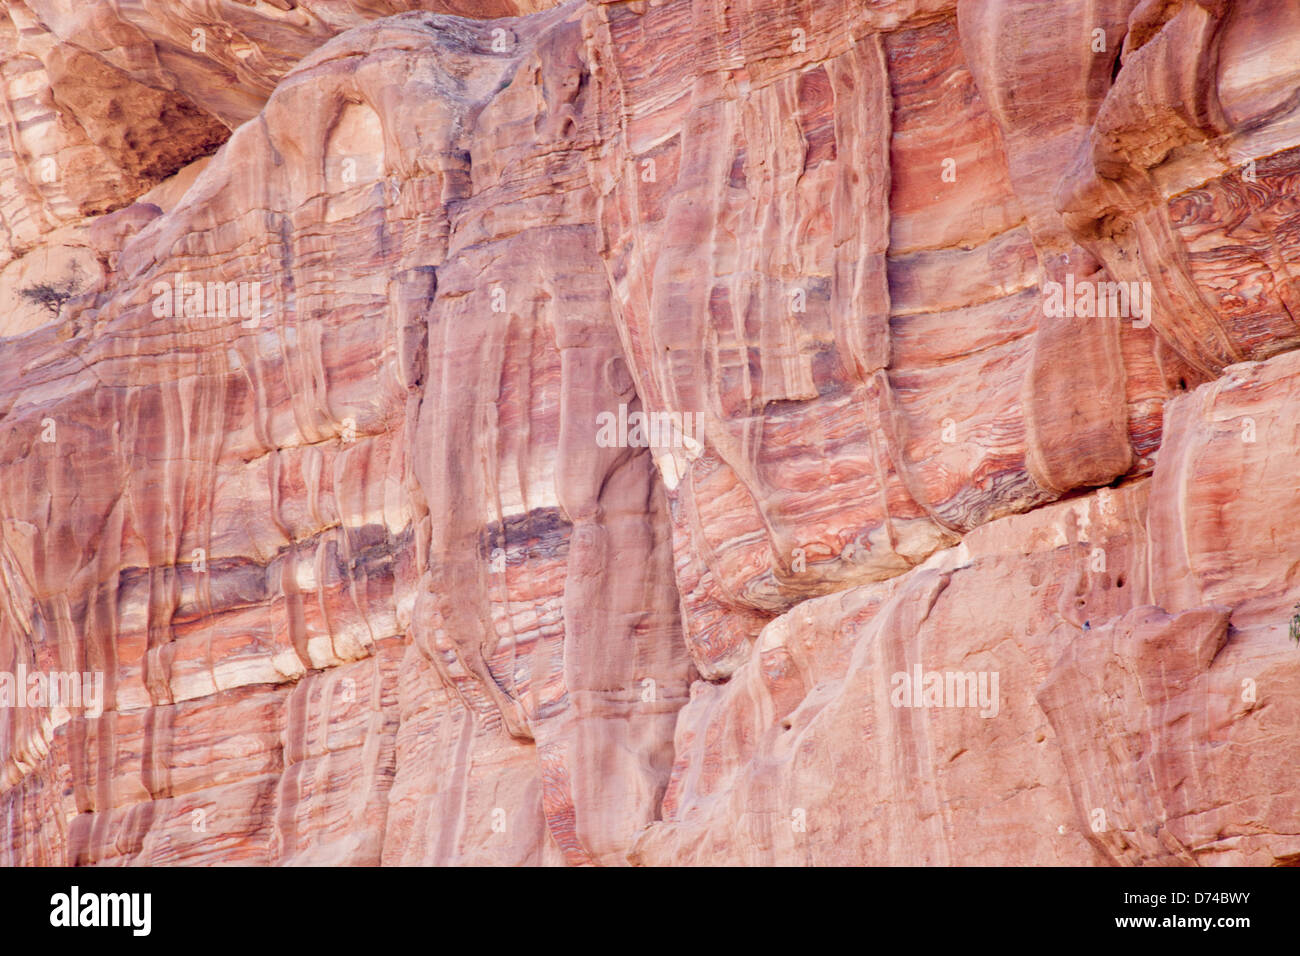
[2,0,1299,866]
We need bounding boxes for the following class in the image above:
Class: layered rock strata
[2,0,1298,865]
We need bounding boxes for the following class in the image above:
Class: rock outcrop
[2,0,1298,866]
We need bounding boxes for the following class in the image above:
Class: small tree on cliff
[19,264,81,317]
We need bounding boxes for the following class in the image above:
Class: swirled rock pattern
[1,0,1299,866]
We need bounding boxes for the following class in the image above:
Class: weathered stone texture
[2,0,1298,866]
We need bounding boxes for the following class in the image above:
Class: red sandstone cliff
[1,0,1299,866]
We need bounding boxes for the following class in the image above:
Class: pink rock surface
[1,0,1299,866]
[640,349,1300,864]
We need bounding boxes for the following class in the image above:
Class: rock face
[1,0,1298,866]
